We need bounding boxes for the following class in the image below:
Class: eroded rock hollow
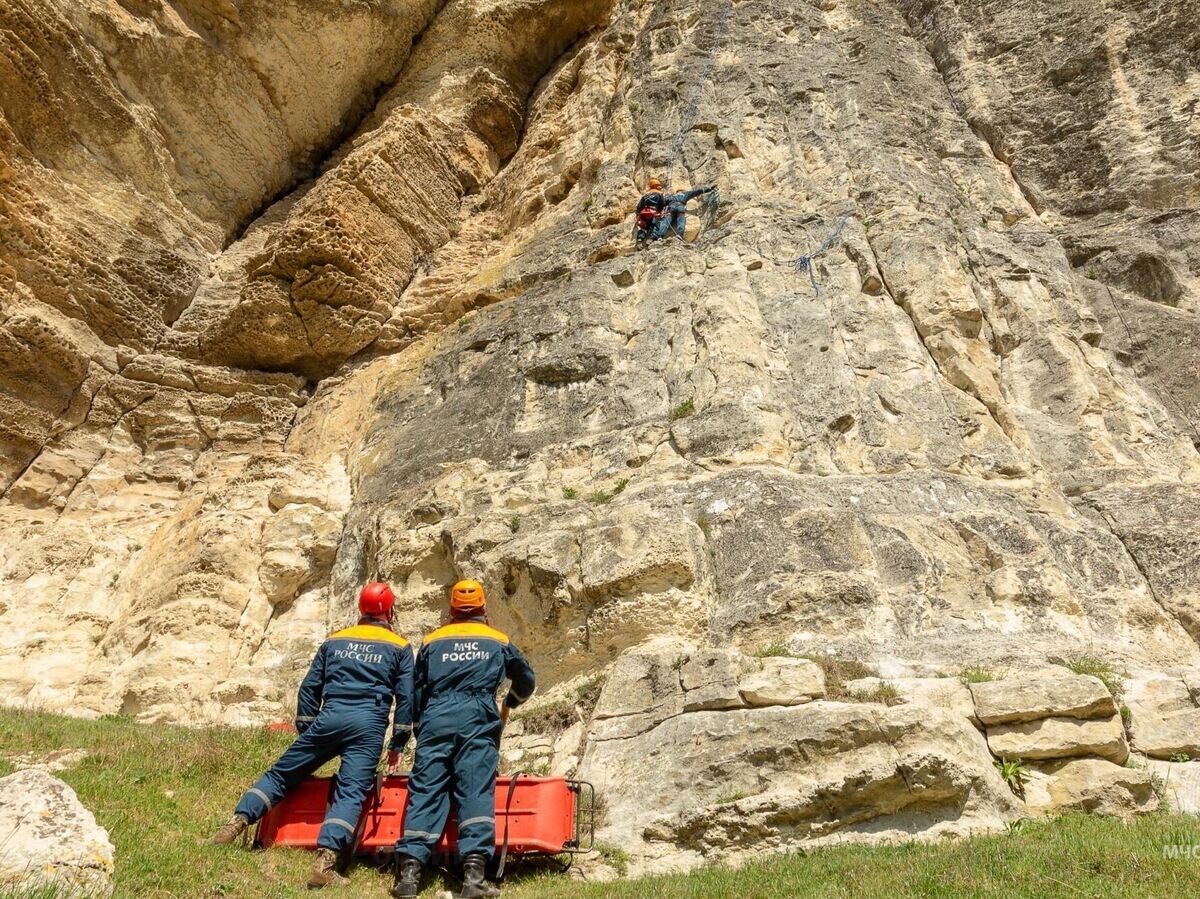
[2,0,1198,870]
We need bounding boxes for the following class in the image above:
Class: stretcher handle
[565,779,596,853]
[495,771,523,881]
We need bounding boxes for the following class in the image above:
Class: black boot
[459,853,500,898]
[391,855,422,899]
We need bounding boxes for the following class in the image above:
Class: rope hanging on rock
[792,217,849,297]
[664,0,733,187]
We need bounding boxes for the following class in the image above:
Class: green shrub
[670,398,695,421]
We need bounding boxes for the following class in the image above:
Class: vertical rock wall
[1,0,1198,867]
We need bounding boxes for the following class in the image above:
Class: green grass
[800,655,876,701]
[856,682,903,706]
[511,812,1200,898]
[2,711,1198,898]
[958,666,995,685]
[669,398,695,421]
[751,640,792,659]
[1063,655,1126,701]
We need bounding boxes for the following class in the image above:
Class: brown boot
[307,848,350,889]
[210,814,249,845]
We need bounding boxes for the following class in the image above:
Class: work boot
[210,814,249,845]
[391,855,423,898]
[458,853,500,898]
[307,848,349,889]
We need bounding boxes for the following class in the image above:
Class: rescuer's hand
[386,749,402,774]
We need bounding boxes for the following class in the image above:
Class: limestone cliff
[2,0,1198,871]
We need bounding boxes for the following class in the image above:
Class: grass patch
[715,791,748,805]
[800,655,876,701]
[669,398,695,421]
[856,682,903,707]
[509,515,522,533]
[958,666,995,684]
[512,675,606,738]
[561,487,577,500]
[510,811,1200,898]
[1062,655,1126,701]
[751,641,792,659]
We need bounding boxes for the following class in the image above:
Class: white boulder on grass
[0,768,114,897]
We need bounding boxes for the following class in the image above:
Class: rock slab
[0,769,114,897]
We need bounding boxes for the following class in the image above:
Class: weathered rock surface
[2,0,1199,871]
[986,715,1130,764]
[0,769,114,896]
[1024,758,1159,819]
[582,697,1020,872]
[970,672,1117,725]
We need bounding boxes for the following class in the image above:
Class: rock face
[2,0,1200,871]
[0,769,114,896]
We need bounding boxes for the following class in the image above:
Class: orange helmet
[450,579,486,615]
[647,178,663,190]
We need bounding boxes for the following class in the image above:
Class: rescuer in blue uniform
[392,579,536,899]
[653,183,717,241]
[211,582,414,890]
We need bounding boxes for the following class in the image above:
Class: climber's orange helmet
[647,178,663,190]
[450,579,486,616]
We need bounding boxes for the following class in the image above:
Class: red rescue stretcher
[255,775,595,859]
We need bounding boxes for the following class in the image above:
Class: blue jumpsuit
[395,619,536,864]
[654,186,716,240]
[234,622,414,852]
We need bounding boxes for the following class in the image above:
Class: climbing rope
[664,0,733,187]
[791,217,850,296]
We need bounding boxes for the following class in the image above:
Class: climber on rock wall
[392,579,536,899]
[634,178,668,247]
[654,183,718,241]
[211,582,414,890]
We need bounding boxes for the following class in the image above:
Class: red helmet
[359,582,396,620]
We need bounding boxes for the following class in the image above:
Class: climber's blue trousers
[234,700,388,851]
[395,693,502,863]
[654,209,687,240]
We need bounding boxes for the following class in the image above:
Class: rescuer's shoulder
[421,621,511,646]
[328,624,409,648]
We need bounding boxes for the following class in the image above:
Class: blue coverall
[233,621,414,852]
[395,618,536,864]
[654,186,716,240]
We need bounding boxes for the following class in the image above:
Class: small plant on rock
[1063,655,1125,702]
[994,757,1030,797]
[595,843,630,876]
[508,515,521,533]
[959,666,994,685]
[1086,268,1098,279]
[715,790,748,805]
[858,682,903,706]
[800,654,876,700]
[562,486,577,500]
[670,398,695,421]
[1170,752,1192,763]
[752,640,792,659]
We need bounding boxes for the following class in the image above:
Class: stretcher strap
[495,773,523,881]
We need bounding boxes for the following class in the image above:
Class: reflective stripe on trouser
[234,703,388,852]
[396,697,501,864]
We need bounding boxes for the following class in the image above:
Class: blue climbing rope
[664,0,734,186]
[792,217,849,296]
